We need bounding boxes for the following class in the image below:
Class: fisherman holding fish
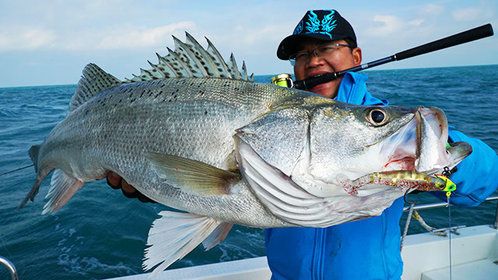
[104,9,498,279]
[267,10,498,280]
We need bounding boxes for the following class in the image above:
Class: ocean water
[1,65,497,279]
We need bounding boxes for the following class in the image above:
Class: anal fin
[202,222,233,250]
[43,169,84,214]
[143,211,224,276]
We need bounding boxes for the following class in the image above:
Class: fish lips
[414,107,449,173]
[380,106,472,185]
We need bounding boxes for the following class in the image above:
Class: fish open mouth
[382,107,448,173]
[369,107,472,192]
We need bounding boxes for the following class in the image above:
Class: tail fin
[19,176,44,209]
[19,168,84,213]
[20,145,85,212]
[28,145,40,173]
[19,145,44,208]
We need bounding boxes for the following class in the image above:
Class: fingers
[107,171,122,189]
[121,179,138,198]
[106,171,157,203]
[122,180,157,203]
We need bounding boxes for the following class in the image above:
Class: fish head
[236,102,471,198]
[300,103,471,196]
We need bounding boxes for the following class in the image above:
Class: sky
[0,0,497,87]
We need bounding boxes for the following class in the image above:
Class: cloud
[423,4,444,15]
[0,22,196,52]
[452,7,480,21]
[95,22,196,50]
[0,27,56,51]
[223,24,287,51]
[452,7,491,22]
[366,15,404,36]
[407,19,424,27]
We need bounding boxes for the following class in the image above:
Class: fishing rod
[0,164,34,177]
[292,23,494,90]
[1,25,494,177]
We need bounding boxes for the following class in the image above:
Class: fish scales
[36,77,309,226]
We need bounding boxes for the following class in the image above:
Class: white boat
[107,196,498,280]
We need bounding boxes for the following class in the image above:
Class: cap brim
[277,33,332,60]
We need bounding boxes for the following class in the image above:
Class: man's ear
[352,47,362,65]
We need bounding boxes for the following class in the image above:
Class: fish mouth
[373,107,472,191]
[382,107,447,173]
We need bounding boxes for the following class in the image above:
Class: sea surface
[1,65,497,279]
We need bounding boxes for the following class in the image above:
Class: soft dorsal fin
[125,32,254,83]
[70,63,121,111]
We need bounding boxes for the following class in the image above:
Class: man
[266,9,498,280]
[107,9,498,279]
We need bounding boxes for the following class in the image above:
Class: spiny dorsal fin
[172,35,208,77]
[241,61,248,81]
[71,63,121,111]
[206,36,232,78]
[185,33,224,77]
[228,53,241,80]
[146,60,167,79]
[126,32,254,82]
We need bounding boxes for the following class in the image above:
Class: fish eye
[367,108,388,126]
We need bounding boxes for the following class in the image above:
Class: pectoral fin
[147,153,240,195]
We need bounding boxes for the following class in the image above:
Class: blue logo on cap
[294,10,337,39]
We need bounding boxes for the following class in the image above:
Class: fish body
[29,76,320,226]
[21,33,471,273]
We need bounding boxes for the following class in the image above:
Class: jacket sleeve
[433,129,498,206]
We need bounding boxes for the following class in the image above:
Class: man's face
[293,38,362,98]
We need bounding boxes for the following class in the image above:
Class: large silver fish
[20,33,471,274]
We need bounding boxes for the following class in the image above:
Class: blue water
[1,65,497,279]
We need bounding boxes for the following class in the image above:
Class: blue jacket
[265,72,498,280]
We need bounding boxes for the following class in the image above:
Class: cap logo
[278,9,357,59]
[294,10,337,39]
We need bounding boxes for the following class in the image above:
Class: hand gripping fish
[19,33,471,275]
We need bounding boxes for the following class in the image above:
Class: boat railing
[0,256,18,280]
[403,195,498,228]
[400,195,498,249]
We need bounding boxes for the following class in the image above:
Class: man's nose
[307,52,324,66]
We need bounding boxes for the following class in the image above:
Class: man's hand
[106,171,156,203]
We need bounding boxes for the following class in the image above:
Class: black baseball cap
[277,10,357,60]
